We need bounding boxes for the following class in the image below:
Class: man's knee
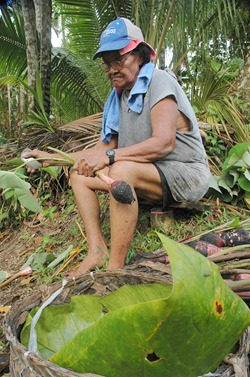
[109,161,157,186]
[69,170,84,188]
[109,161,136,180]
[70,169,108,192]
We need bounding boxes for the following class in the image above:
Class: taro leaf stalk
[0,266,32,289]
[24,147,136,205]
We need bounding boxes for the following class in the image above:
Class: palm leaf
[0,5,27,76]
[58,112,102,150]
[51,48,108,122]
[193,68,249,143]
[0,0,249,147]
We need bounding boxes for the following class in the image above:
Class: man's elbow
[160,142,175,157]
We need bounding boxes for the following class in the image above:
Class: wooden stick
[0,266,32,289]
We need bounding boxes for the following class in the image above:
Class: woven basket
[3,264,249,377]
[4,265,172,377]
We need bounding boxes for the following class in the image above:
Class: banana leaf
[23,234,250,376]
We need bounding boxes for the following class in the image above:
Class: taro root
[200,230,250,247]
[95,171,135,205]
[218,229,250,246]
[185,240,223,257]
[109,180,136,204]
[21,148,42,170]
[199,233,226,247]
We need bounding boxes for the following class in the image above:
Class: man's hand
[72,150,108,177]
[21,149,55,173]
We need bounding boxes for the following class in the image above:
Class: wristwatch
[106,149,115,165]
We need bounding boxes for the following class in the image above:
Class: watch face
[106,149,115,165]
[106,150,115,157]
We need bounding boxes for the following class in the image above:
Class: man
[26,18,210,277]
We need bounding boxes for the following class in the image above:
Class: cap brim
[93,38,131,60]
[119,40,156,61]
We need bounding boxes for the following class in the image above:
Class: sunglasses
[100,51,133,72]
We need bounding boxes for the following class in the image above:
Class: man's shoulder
[152,68,178,85]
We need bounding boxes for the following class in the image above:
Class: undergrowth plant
[207,142,250,207]
[192,59,249,144]
[0,147,75,230]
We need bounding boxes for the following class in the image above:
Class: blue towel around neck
[101,62,155,143]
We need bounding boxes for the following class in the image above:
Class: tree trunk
[20,0,52,118]
[20,0,38,111]
[34,0,52,117]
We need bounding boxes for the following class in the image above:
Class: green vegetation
[208,142,250,206]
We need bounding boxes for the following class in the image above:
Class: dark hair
[132,43,152,66]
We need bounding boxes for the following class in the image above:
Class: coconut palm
[0,0,249,221]
[0,0,249,144]
[52,0,249,142]
[54,0,249,70]
[20,0,52,115]
[0,2,106,139]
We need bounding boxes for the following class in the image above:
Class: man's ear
[136,55,144,67]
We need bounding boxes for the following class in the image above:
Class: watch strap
[106,149,115,165]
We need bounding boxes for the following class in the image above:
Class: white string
[28,279,68,353]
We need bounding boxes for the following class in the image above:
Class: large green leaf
[48,235,250,377]
[21,284,170,360]
[223,142,250,171]
[21,295,105,360]
[0,170,30,190]
[0,171,42,212]
[14,188,42,212]
[101,284,171,311]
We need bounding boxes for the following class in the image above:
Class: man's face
[101,51,143,92]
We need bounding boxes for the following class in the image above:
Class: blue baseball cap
[93,17,146,59]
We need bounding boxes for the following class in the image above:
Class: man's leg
[107,161,163,270]
[68,170,109,276]
[68,161,163,275]
[108,193,139,269]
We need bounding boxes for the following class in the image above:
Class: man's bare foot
[65,251,109,279]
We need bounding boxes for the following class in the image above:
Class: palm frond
[51,48,110,124]
[53,0,128,57]
[166,0,248,71]
[193,68,249,143]
[58,112,103,150]
[0,5,27,76]
[0,0,248,147]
